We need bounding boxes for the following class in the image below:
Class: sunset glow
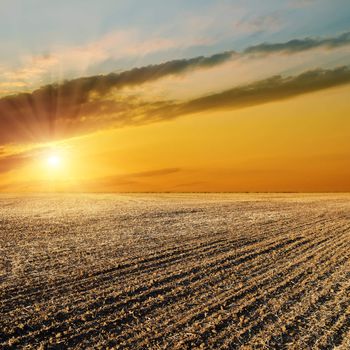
[0,1,349,192]
[47,155,61,169]
[2,3,350,347]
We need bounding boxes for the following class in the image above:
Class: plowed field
[1,194,350,349]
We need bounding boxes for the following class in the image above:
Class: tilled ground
[0,193,350,349]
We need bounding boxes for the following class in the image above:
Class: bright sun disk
[47,154,61,168]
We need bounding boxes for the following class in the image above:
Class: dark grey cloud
[245,31,350,55]
[1,31,350,146]
[1,65,350,148]
[144,66,350,120]
[0,51,237,144]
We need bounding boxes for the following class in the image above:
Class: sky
[0,0,350,192]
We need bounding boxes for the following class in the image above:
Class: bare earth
[0,194,350,349]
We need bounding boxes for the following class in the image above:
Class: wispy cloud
[1,32,350,146]
[151,66,350,119]
[234,13,283,34]
[0,51,237,143]
[0,28,218,90]
[0,165,182,191]
[1,64,350,147]
[3,30,350,92]
[86,168,182,190]
[0,151,32,173]
[245,31,350,55]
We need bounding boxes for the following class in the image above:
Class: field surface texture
[1,194,350,349]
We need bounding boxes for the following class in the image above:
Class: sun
[47,154,62,168]
[41,147,69,176]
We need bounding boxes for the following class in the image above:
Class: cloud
[3,30,350,91]
[0,144,61,173]
[1,65,350,146]
[234,13,283,33]
[0,28,220,89]
[3,54,59,82]
[0,151,32,173]
[0,51,237,143]
[87,168,182,190]
[125,168,181,178]
[245,31,350,55]
[1,32,350,146]
[151,66,350,119]
[0,81,29,96]
[0,166,182,191]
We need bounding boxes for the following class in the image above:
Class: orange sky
[1,83,349,192]
[1,2,350,192]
